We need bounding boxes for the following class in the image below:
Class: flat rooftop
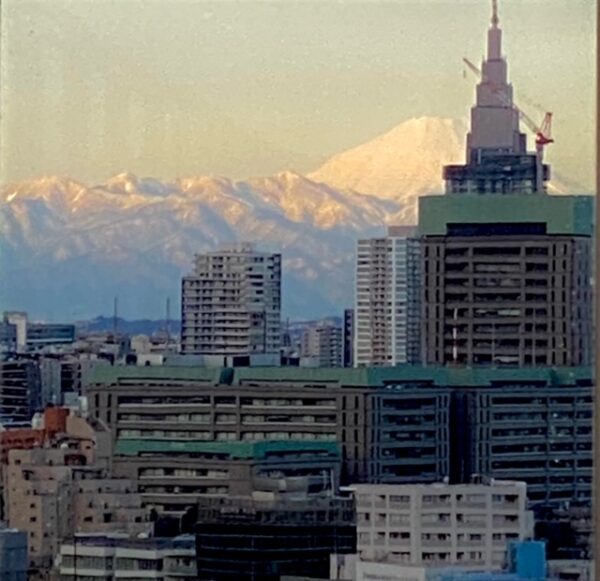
[89,364,592,389]
[418,193,593,236]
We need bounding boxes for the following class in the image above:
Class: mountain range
[0,116,580,321]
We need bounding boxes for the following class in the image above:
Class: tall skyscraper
[419,2,593,367]
[181,244,281,356]
[354,226,421,367]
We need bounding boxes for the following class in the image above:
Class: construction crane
[462,57,554,157]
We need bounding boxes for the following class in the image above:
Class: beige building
[354,480,531,570]
[4,447,149,576]
[181,243,281,357]
[300,324,342,367]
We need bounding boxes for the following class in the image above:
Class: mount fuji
[0,117,466,320]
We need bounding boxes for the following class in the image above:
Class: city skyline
[0,0,595,191]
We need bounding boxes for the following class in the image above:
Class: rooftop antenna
[113,296,118,336]
[165,297,171,347]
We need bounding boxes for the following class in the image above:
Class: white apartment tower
[354,480,530,570]
[181,244,281,356]
[354,226,421,367]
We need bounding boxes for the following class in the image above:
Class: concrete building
[195,496,356,580]
[343,309,355,368]
[0,312,75,354]
[354,481,530,570]
[181,243,281,357]
[86,366,452,499]
[355,226,421,367]
[0,361,40,424]
[86,365,592,511]
[56,534,196,580]
[4,446,149,575]
[0,526,27,581]
[112,439,342,516]
[301,323,343,367]
[419,2,593,368]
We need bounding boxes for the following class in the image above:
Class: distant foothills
[75,315,342,337]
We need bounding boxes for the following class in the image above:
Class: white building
[354,481,531,570]
[181,243,281,357]
[56,534,196,580]
[354,226,421,367]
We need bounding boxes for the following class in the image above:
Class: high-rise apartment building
[419,4,593,367]
[181,244,281,357]
[355,226,421,367]
[300,323,342,367]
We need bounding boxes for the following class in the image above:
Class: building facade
[343,309,355,368]
[195,496,356,581]
[86,365,591,511]
[300,324,343,367]
[0,361,40,424]
[4,447,149,576]
[181,244,281,357]
[56,534,196,581]
[0,527,27,581]
[419,3,593,367]
[355,227,421,367]
[112,439,342,516]
[354,481,530,570]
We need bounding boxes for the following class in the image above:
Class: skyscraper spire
[491,0,499,28]
[488,0,502,60]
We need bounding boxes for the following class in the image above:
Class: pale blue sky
[0,0,595,189]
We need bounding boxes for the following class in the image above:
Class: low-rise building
[113,439,341,516]
[354,480,531,570]
[0,526,27,581]
[195,496,355,580]
[4,446,149,576]
[56,534,196,580]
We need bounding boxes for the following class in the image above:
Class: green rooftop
[418,193,593,236]
[89,364,591,389]
[115,438,340,459]
[88,364,226,385]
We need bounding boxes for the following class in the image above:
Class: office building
[419,2,593,367]
[0,361,40,424]
[195,496,355,581]
[112,439,342,516]
[0,527,27,581]
[355,226,421,367]
[86,365,591,510]
[354,480,530,569]
[301,323,343,367]
[0,312,75,354]
[181,243,281,357]
[56,534,196,580]
[86,365,451,499]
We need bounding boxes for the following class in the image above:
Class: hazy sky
[0,0,595,190]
